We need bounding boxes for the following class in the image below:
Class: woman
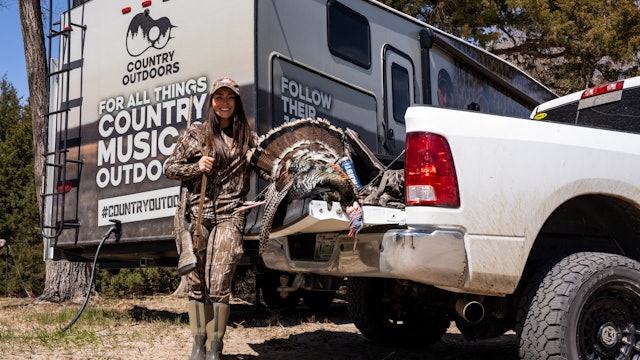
[164,77,255,360]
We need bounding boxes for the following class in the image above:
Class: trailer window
[327,0,371,69]
[391,63,409,123]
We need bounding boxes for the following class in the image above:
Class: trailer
[42,0,555,274]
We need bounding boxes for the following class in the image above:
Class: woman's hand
[198,156,215,173]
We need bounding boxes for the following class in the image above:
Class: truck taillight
[581,80,623,99]
[405,132,459,207]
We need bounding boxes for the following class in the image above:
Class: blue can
[340,157,362,189]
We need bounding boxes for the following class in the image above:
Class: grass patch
[0,297,186,357]
[5,307,128,350]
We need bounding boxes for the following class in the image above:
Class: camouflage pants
[188,216,244,304]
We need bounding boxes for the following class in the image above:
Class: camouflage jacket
[164,123,253,222]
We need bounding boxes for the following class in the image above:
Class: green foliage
[0,77,44,297]
[0,76,23,142]
[94,267,180,297]
[381,0,510,45]
[382,0,640,94]
[501,0,640,93]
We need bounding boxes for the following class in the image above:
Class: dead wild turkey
[247,118,363,254]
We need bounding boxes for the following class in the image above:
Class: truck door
[383,48,414,157]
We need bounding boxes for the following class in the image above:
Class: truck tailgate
[244,199,405,239]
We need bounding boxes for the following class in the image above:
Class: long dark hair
[204,92,255,168]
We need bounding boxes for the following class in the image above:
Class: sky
[0,2,29,102]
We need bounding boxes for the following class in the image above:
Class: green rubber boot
[205,303,230,360]
[187,301,212,360]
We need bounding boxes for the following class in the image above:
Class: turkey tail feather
[259,181,293,255]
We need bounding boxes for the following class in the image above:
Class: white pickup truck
[257,77,640,359]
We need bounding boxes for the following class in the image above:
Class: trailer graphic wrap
[44,0,254,259]
[271,58,377,150]
[123,8,179,84]
[87,4,210,229]
[279,76,333,121]
[126,13,176,57]
[97,186,181,226]
[86,80,211,228]
[94,78,208,227]
[95,79,208,190]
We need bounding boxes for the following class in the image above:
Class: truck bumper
[261,228,468,289]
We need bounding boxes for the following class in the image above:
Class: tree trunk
[18,0,46,212]
[39,260,93,303]
[19,0,92,302]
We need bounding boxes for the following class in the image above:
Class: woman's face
[211,87,236,121]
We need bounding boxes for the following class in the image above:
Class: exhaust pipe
[455,298,485,324]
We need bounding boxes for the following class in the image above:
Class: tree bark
[18,0,46,213]
[40,260,93,303]
[19,0,92,302]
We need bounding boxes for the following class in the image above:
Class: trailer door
[383,47,414,157]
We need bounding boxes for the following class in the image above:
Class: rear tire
[518,252,640,360]
[347,277,449,348]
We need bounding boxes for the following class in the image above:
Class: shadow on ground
[241,330,518,360]
[127,300,519,360]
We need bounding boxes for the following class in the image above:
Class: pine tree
[382,0,640,94]
[0,76,22,142]
[0,77,44,296]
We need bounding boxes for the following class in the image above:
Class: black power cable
[61,219,121,332]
